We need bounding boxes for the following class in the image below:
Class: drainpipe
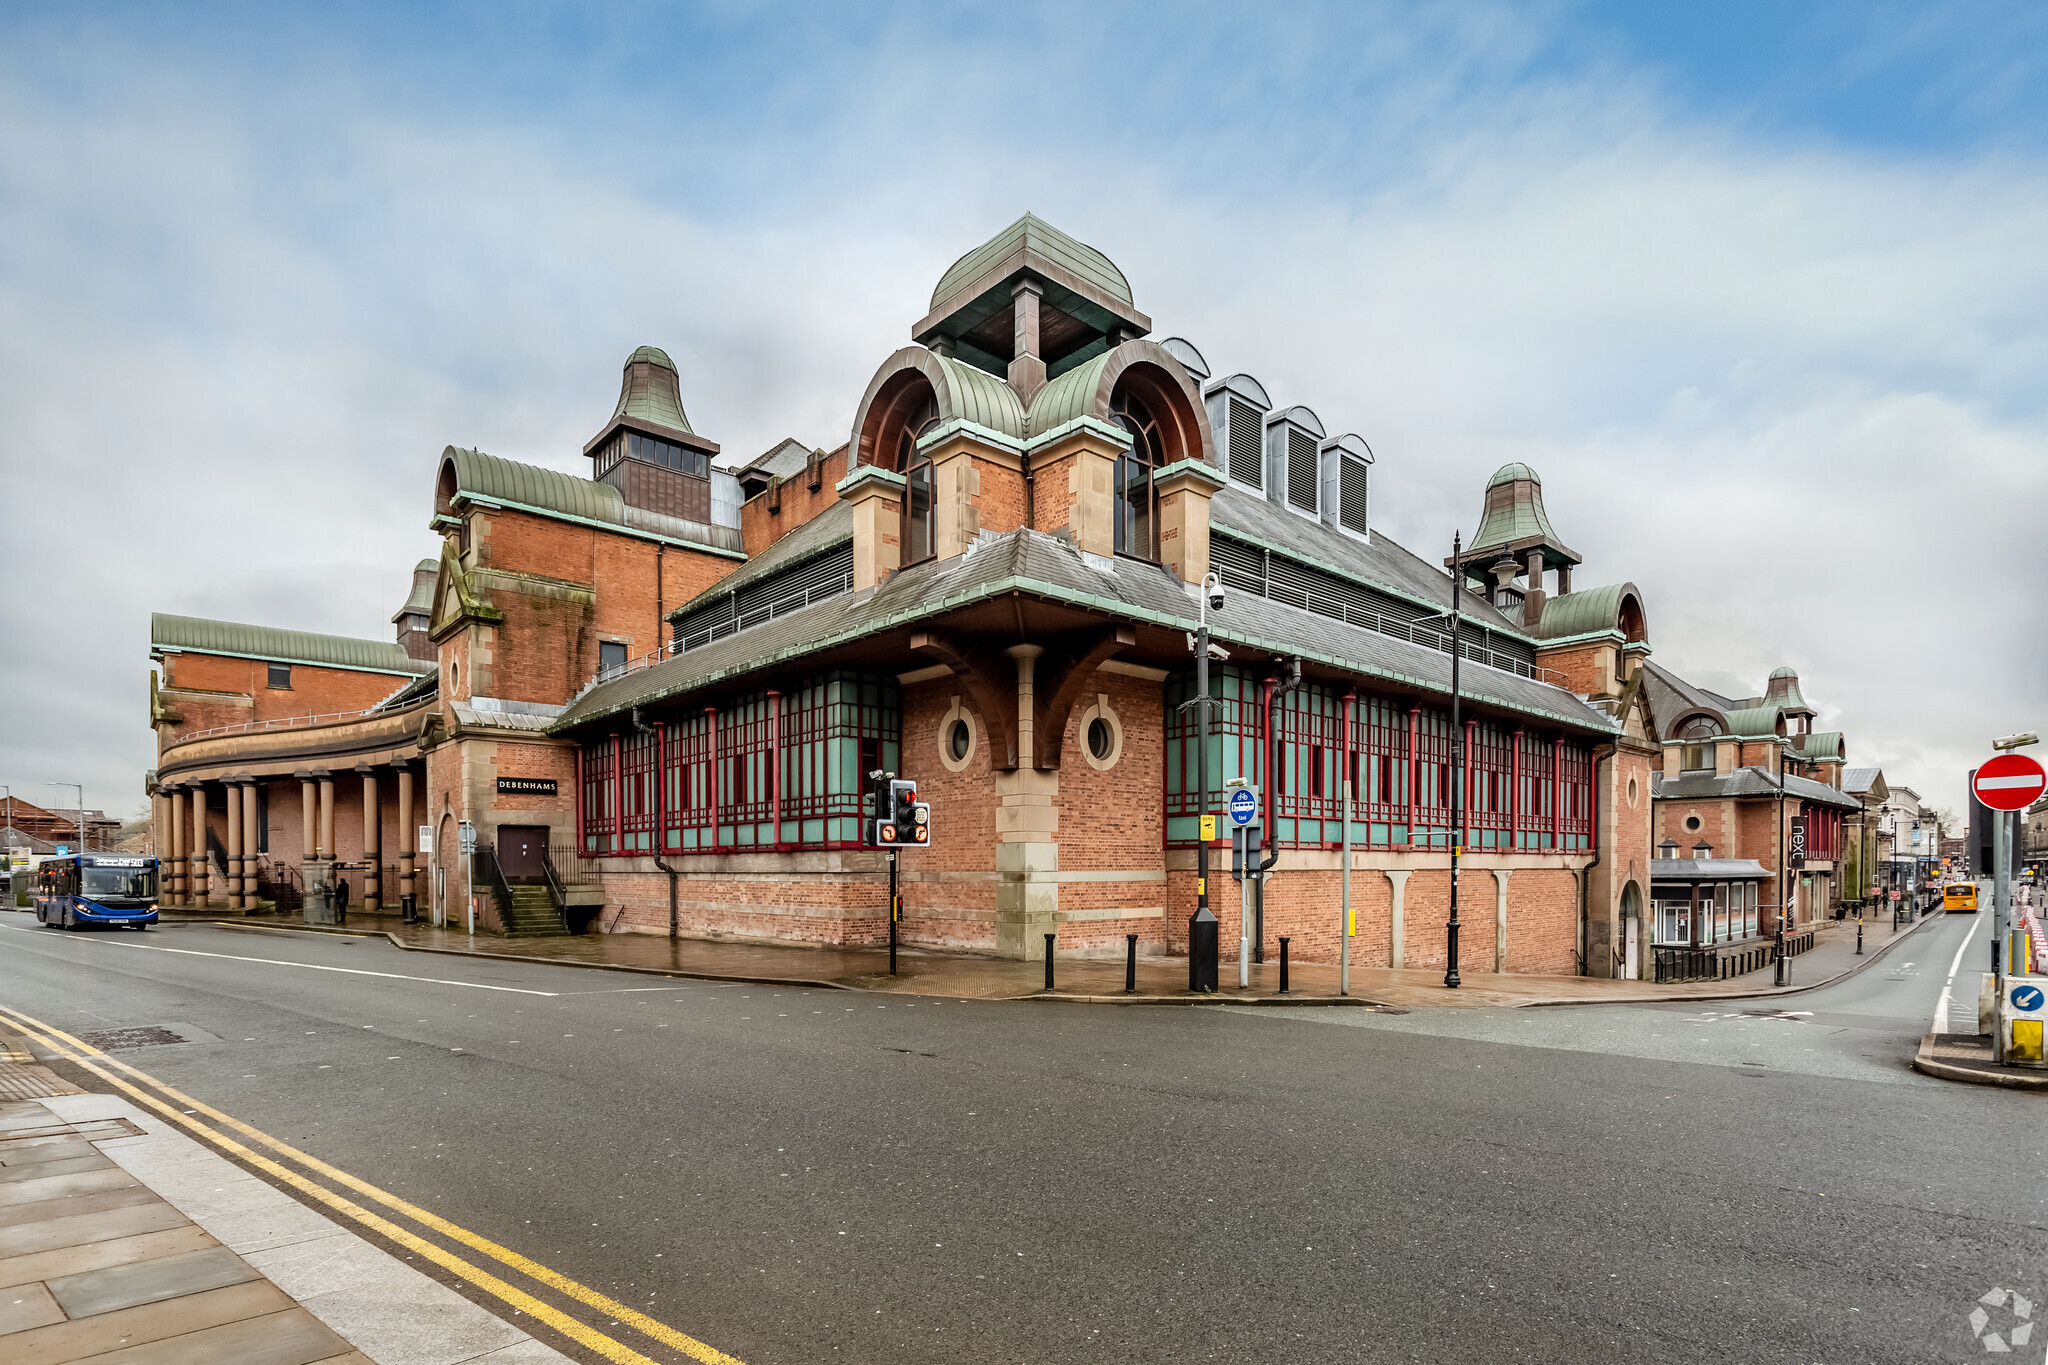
[1254,657,1303,964]
[632,706,679,940]
[1021,449,1035,532]
[1578,741,1616,976]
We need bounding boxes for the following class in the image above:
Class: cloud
[0,3,2041,818]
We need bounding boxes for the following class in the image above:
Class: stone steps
[501,885,567,938]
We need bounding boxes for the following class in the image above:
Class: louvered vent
[1287,429,1318,512]
[672,543,855,653]
[1339,453,1369,535]
[1227,399,1262,488]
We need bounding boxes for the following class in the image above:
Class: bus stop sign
[1974,754,2047,812]
[1227,788,1259,827]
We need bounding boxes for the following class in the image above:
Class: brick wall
[740,446,848,557]
[158,653,412,745]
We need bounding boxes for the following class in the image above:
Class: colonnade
[153,759,417,913]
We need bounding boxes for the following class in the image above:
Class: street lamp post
[46,783,85,854]
[1445,531,1463,990]
[1186,571,1226,993]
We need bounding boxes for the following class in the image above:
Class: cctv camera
[1204,573,1226,611]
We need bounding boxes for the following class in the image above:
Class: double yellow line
[0,1003,743,1365]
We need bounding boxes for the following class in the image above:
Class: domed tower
[1765,666,1817,735]
[911,213,1153,405]
[581,346,722,522]
[1448,462,1583,628]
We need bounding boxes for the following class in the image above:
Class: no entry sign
[1973,754,2048,812]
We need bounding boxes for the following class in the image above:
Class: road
[0,910,2039,1365]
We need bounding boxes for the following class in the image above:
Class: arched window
[1110,388,1165,560]
[895,395,939,566]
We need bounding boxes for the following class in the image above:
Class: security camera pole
[1186,572,1227,992]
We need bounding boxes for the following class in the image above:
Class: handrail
[539,845,566,913]
[174,707,389,743]
[474,846,513,925]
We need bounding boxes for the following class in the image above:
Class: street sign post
[1227,787,1258,828]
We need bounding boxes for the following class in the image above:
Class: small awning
[1650,857,1772,881]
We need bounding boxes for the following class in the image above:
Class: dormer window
[1205,375,1272,492]
[1110,389,1165,560]
[897,396,939,566]
[1263,406,1326,517]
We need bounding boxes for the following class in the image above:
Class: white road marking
[0,924,558,996]
[1932,915,1984,1035]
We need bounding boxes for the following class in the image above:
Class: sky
[2,0,2044,823]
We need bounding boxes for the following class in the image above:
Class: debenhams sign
[496,777,558,796]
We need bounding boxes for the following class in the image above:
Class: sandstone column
[298,772,317,864]
[1385,869,1411,968]
[164,786,184,905]
[317,771,335,861]
[242,779,261,905]
[396,760,415,914]
[994,644,1058,961]
[189,785,208,906]
[1492,868,1513,974]
[359,765,381,912]
[224,781,244,911]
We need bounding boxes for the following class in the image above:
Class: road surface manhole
[76,1026,186,1051]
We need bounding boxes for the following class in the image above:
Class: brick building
[149,214,1673,977]
[1638,662,1862,975]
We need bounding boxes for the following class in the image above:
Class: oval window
[1087,717,1114,761]
[948,718,971,761]
[1685,815,1702,831]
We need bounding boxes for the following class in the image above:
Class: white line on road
[1932,915,1984,1035]
[1,925,559,995]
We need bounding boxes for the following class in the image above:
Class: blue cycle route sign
[1227,788,1259,827]
[2013,984,2044,1013]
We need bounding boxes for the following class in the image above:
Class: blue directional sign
[2013,984,2043,1013]
[1227,787,1259,827]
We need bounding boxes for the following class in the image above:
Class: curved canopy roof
[1723,703,1784,739]
[152,613,433,676]
[1489,461,1540,488]
[441,447,743,555]
[1521,581,1644,642]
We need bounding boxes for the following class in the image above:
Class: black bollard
[1856,922,1863,955]
[1189,906,1219,992]
[1278,936,1290,994]
[1125,934,1137,994]
[1044,934,1056,992]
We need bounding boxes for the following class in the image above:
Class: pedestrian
[333,875,349,924]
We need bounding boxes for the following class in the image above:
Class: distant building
[1638,663,1862,963]
[0,797,119,853]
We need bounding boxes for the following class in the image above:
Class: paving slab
[0,1225,222,1291]
[47,1243,257,1318]
[0,1183,160,1229]
[4,1280,294,1365]
[0,1280,65,1333]
[0,1167,138,1208]
[29,1094,579,1365]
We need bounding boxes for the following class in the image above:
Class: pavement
[0,1055,574,1365]
[0,909,2037,1365]
[187,903,1950,1010]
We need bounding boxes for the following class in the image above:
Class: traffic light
[871,777,931,846]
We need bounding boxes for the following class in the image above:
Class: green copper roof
[1523,582,1641,641]
[1469,462,1565,555]
[152,613,433,676]
[1026,352,1115,437]
[397,560,438,616]
[440,447,744,556]
[934,354,1028,440]
[1723,703,1783,739]
[1768,665,1797,679]
[932,214,1134,312]
[1764,667,1812,712]
[612,345,695,436]
[1798,730,1844,762]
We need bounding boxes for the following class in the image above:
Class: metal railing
[474,846,512,927]
[584,571,858,692]
[175,707,388,743]
[1651,945,1719,983]
[549,843,600,884]
[1219,566,1567,686]
[539,845,566,914]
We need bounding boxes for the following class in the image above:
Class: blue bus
[35,855,159,930]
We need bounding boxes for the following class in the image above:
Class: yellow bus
[1943,882,1979,914]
